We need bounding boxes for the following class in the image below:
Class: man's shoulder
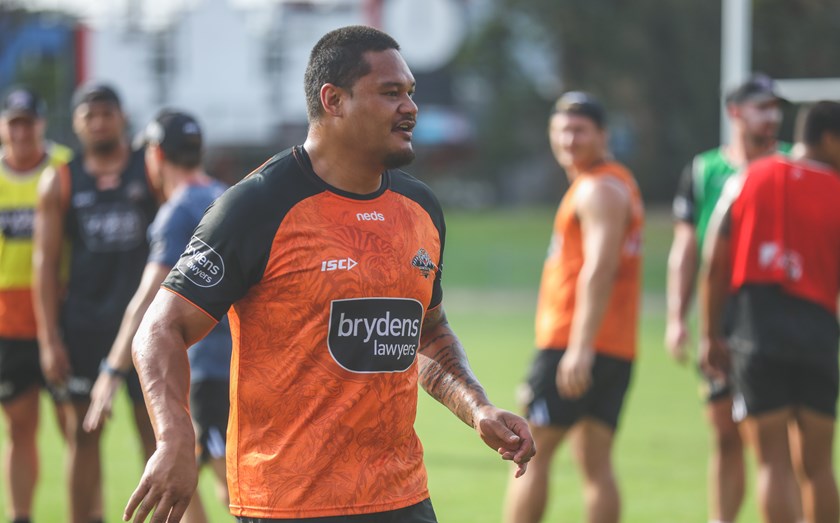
[388,169,443,217]
[691,147,731,176]
[47,142,73,166]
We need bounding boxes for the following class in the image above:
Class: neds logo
[176,236,225,288]
[356,212,385,221]
[328,298,423,373]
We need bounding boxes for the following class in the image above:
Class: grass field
[1,207,836,522]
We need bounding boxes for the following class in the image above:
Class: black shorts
[236,498,438,523]
[521,349,633,430]
[190,379,230,464]
[62,327,145,403]
[0,338,45,403]
[728,285,840,417]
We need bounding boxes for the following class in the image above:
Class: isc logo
[356,212,385,221]
[321,257,358,272]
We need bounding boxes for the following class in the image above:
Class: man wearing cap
[505,92,644,523]
[665,72,791,523]
[32,82,158,523]
[82,109,231,523]
[0,86,72,523]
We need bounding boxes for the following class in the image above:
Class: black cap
[143,109,203,161]
[1,87,46,120]
[726,73,789,105]
[553,91,607,127]
[72,82,121,110]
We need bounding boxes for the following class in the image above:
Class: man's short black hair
[304,25,400,122]
[803,101,840,147]
[552,91,607,129]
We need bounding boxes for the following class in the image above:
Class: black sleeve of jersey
[390,170,445,309]
[162,152,318,320]
[672,162,695,223]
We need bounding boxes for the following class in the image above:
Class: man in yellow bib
[0,86,71,523]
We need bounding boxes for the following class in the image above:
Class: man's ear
[320,83,345,117]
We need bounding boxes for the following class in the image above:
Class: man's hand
[39,339,71,388]
[699,336,730,382]
[84,372,123,432]
[124,440,196,523]
[557,347,595,399]
[474,406,536,478]
[665,318,690,364]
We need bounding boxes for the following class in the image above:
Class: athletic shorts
[62,327,145,403]
[236,498,438,522]
[520,348,633,430]
[190,379,230,464]
[728,285,840,417]
[0,338,45,403]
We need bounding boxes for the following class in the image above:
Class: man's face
[0,115,45,162]
[339,49,418,169]
[73,100,125,154]
[548,112,606,171]
[732,98,783,143]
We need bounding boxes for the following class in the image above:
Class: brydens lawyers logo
[411,248,437,279]
[327,298,423,373]
[177,236,225,287]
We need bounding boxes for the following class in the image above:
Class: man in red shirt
[700,101,840,523]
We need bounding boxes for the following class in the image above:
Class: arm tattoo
[418,307,490,428]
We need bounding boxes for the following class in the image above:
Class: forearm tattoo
[418,307,490,428]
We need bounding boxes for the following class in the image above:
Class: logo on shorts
[411,248,437,279]
[327,298,423,373]
[176,236,225,288]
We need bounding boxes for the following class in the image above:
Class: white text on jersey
[322,258,358,272]
[356,212,385,221]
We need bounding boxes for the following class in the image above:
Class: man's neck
[565,155,608,182]
[803,146,840,173]
[84,140,129,177]
[303,135,384,195]
[164,168,205,200]
[2,150,45,173]
[727,131,776,166]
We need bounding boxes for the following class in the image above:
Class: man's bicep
[578,182,630,265]
[144,288,219,348]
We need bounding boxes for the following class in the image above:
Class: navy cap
[72,82,122,110]
[1,87,46,120]
[726,73,789,105]
[143,109,203,160]
[553,91,607,127]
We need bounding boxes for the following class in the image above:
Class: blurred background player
[32,82,157,523]
[700,101,840,523]
[665,73,790,523]
[505,92,644,523]
[0,86,71,523]
[83,109,231,523]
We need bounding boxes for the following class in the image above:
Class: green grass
[0,207,832,522]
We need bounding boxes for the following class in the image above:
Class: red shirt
[730,155,840,313]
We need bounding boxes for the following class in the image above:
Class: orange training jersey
[534,161,644,360]
[0,143,72,339]
[162,146,445,518]
[730,155,840,314]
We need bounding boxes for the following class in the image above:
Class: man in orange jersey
[0,86,72,523]
[123,25,535,523]
[504,92,644,523]
[700,101,840,523]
